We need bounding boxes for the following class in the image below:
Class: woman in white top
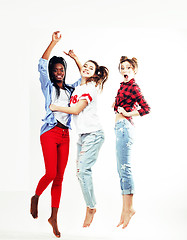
[50,51,109,227]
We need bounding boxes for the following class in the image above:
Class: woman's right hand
[52,31,62,43]
[41,32,61,60]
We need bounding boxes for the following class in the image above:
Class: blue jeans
[76,130,104,208]
[115,119,135,195]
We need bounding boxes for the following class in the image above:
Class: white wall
[0,0,187,238]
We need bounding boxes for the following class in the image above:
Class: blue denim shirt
[38,58,81,135]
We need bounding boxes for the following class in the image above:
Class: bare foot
[30,195,39,219]
[117,208,135,229]
[48,217,61,238]
[83,207,96,228]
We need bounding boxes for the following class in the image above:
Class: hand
[64,49,77,60]
[49,104,58,111]
[52,31,62,43]
[118,107,129,117]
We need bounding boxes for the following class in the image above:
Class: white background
[0,0,187,239]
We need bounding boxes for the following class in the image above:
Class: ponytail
[120,56,128,63]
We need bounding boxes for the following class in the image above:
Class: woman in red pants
[30,31,81,238]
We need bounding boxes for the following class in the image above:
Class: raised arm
[42,31,62,60]
[64,50,82,72]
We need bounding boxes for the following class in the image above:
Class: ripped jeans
[115,119,135,195]
[76,130,104,209]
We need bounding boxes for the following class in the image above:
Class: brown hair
[85,60,109,91]
[119,56,138,74]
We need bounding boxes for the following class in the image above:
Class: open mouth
[57,75,62,78]
[124,74,128,79]
[55,75,64,82]
[55,76,64,81]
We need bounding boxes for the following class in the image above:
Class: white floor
[0,191,186,240]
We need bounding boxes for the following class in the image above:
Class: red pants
[35,126,69,208]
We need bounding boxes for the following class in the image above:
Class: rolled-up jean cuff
[122,189,135,195]
[87,205,96,209]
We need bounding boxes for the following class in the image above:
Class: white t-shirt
[52,87,70,126]
[70,82,102,134]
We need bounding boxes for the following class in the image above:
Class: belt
[56,121,68,129]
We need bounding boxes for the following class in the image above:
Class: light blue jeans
[76,130,104,208]
[115,119,135,195]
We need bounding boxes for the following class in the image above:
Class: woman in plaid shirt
[114,56,150,229]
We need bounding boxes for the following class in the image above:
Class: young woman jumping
[30,32,81,238]
[50,50,109,228]
[114,56,150,229]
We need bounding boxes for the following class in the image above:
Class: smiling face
[52,63,65,82]
[120,61,136,82]
[81,61,96,79]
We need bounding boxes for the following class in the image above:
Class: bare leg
[83,207,96,228]
[30,194,39,219]
[48,207,61,238]
[117,194,135,229]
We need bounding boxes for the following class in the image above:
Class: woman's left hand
[118,107,129,117]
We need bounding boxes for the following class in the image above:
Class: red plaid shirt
[114,78,150,124]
